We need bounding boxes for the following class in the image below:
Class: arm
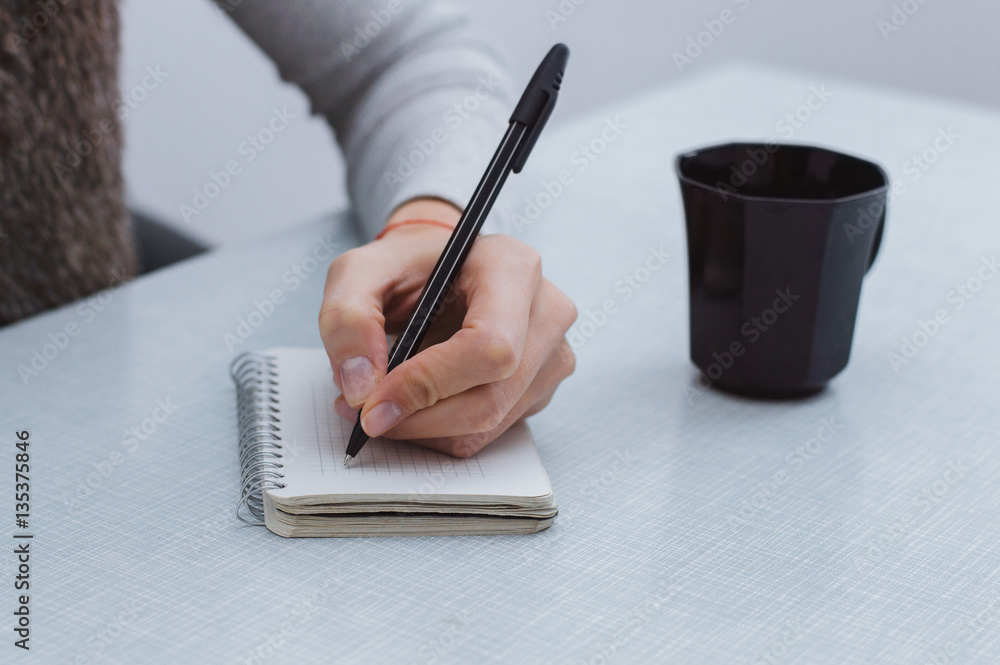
[220,0,577,455]
[217,0,514,238]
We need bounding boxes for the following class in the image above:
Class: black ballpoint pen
[344,43,570,467]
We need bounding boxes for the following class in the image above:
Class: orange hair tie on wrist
[375,218,456,240]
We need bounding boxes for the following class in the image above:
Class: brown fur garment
[0,0,135,326]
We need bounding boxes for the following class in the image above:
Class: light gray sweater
[218,0,515,238]
[0,0,513,325]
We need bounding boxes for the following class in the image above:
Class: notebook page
[264,348,553,501]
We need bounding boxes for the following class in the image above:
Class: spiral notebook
[231,348,558,537]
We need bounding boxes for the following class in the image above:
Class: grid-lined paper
[304,378,486,479]
[265,348,549,500]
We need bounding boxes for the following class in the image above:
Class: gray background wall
[120,0,999,246]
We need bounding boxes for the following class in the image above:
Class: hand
[318,199,577,457]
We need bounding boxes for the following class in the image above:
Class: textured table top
[2,64,999,664]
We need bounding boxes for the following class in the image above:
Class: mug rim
[675,141,890,204]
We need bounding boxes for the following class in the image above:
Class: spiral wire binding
[230,352,286,525]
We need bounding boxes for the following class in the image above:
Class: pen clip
[509,43,570,174]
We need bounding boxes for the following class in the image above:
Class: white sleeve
[217,0,516,239]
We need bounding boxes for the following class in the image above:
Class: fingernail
[362,401,403,437]
[339,356,375,405]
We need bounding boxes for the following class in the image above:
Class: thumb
[318,248,393,408]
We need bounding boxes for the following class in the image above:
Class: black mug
[675,142,888,396]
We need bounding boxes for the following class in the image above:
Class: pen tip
[343,455,353,468]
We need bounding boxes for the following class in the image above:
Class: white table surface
[2,63,1000,664]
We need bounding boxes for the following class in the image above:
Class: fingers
[387,338,575,457]
[325,230,579,459]
[332,342,571,458]
[333,394,357,423]
[357,235,543,436]
[319,246,400,408]
[368,277,576,456]
[321,226,456,409]
[319,250,388,407]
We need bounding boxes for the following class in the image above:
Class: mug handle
[866,201,886,273]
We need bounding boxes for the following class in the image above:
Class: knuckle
[485,236,541,275]
[481,332,521,379]
[449,432,492,458]
[561,295,579,329]
[526,393,554,418]
[318,299,368,333]
[326,246,362,278]
[511,244,543,287]
[541,280,577,331]
[519,244,542,274]
[557,340,577,379]
[469,383,509,433]
[396,366,440,410]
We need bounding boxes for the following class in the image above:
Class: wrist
[375,218,456,240]
[382,198,461,236]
